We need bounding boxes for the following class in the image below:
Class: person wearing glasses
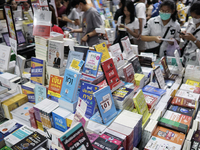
[180,2,200,66]
[141,0,181,57]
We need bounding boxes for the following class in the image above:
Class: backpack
[151,2,161,18]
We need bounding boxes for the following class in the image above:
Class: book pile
[34,36,48,60]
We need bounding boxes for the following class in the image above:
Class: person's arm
[74,19,80,26]
[126,27,139,38]
[62,16,74,23]
[81,30,97,42]
[138,18,143,35]
[183,33,200,49]
[71,28,83,33]
[141,35,162,43]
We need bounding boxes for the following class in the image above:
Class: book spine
[58,138,66,150]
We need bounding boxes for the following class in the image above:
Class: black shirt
[114,8,123,21]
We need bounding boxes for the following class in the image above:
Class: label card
[154,66,166,89]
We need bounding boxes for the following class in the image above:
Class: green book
[0,146,12,150]
[158,117,188,134]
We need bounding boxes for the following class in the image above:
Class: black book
[11,131,47,150]
[130,57,143,74]
[168,104,195,117]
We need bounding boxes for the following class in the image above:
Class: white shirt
[117,16,139,39]
[183,22,200,66]
[142,16,181,57]
[135,3,146,31]
[67,8,79,29]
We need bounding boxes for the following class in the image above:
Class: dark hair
[120,0,126,13]
[122,1,136,23]
[71,0,87,7]
[49,5,57,25]
[190,1,200,15]
[147,0,153,5]
[64,0,72,16]
[159,0,177,21]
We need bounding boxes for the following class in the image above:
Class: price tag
[9,38,17,55]
[69,59,82,72]
[100,93,112,113]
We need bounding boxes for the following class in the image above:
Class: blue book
[34,84,47,104]
[82,50,102,77]
[66,51,84,69]
[93,86,118,124]
[60,69,81,102]
[142,85,166,96]
[79,82,99,118]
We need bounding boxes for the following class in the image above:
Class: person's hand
[154,36,162,43]
[81,35,88,42]
[57,17,62,20]
[137,34,141,40]
[67,27,74,33]
[119,24,125,28]
[182,33,196,42]
[168,38,174,45]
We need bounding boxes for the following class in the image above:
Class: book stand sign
[31,0,49,13]
[121,36,135,61]
[4,5,17,40]
[153,66,166,89]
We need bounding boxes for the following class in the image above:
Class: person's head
[190,1,200,25]
[55,0,62,8]
[123,2,136,22]
[159,0,177,22]
[134,0,146,3]
[23,1,30,11]
[147,0,152,5]
[63,0,72,15]
[49,5,57,25]
[71,0,87,12]
[11,0,17,10]
[56,52,60,57]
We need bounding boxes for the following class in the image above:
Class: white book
[0,44,11,70]
[15,55,26,76]
[175,89,200,101]
[48,40,64,68]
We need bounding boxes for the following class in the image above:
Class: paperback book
[123,63,135,84]
[34,84,47,104]
[66,51,84,69]
[95,42,110,62]
[171,97,197,109]
[168,104,195,117]
[142,85,166,96]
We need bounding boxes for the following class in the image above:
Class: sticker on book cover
[100,93,112,113]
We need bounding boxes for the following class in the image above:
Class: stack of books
[34,36,48,60]
[21,82,35,103]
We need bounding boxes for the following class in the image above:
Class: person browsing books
[141,0,181,57]
[180,2,200,66]
[53,52,61,68]
[70,0,103,47]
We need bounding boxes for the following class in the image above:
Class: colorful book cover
[30,57,45,85]
[66,51,84,69]
[101,58,124,92]
[192,130,200,142]
[143,92,160,110]
[133,90,150,123]
[168,104,195,117]
[186,79,200,87]
[0,146,12,150]
[48,74,63,102]
[163,110,192,131]
[123,63,135,83]
[34,84,47,104]
[142,85,166,96]
[152,126,185,145]
[171,96,197,109]
[11,131,47,150]
[60,69,81,102]
[21,84,35,103]
[131,57,143,74]
[93,86,118,124]
[83,50,102,77]
[180,84,200,94]
[69,59,84,72]
[58,122,93,150]
[95,42,110,62]
[97,80,108,89]
[112,87,133,102]
[79,82,99,118]
[175,89,199,101]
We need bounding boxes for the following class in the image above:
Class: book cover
[123,63,135,84]
[48,74,63,102]
[21,83,35,103]
[93,86,118,124]
[133,90,150,123]
[192,130,200,142]
[180,84,200,94]
[66,51,84,69]
[171,97,197,109]
[163,110,192,131]
[152,126,185,145]
[131,57,143,74]
[143,92,160,110]
[0,44,11,70]
[11,131,47,150]
[175,89,199,101]
[30,57,45,85]
[83,50,102,77]
[160,56,171,79]
[97,80,108,89]
[186,79,200,87]
[95,42,110,62]
[153,66,166,89]
[109,43,124,68]
[121,36,134,59]
[48,40,64,68]
[69,59,84,72]
[60,69,81,102]
[112,87,133,102]
[0,146,12,150]
[58,122,93,150]
[79,82,99,118]
[101,58,124,92]
[168,104,195,117]
[142,85,166,96]
[34,84,47,104]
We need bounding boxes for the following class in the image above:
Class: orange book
[47,74,64,102]
[152,126,185,146]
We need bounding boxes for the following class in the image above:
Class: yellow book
[95,42,110,62]
[186,79,200,87]
[142,113,151,128]
[134,73,145,87]
[66,114,74,128]
[36,120,44,131]
[2,94,28,119]
[104,20,111,28]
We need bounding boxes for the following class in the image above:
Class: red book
[171,96,197,109]
[123,63,135,84]
[101,58,123,91]
[143,92,160,111]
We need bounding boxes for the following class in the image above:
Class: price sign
[100,93,112,113]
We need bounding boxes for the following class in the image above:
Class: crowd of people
[1,0,200,67]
